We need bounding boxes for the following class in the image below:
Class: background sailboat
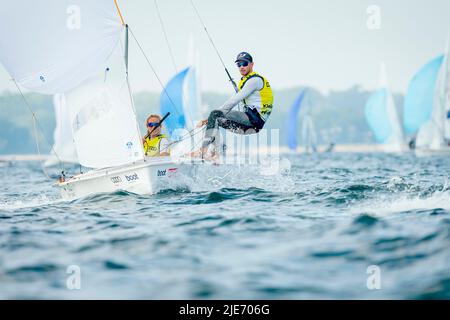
[418,36,450,154]
[160,66,201,138]
[404,45,449,155]
[365,62,405,152]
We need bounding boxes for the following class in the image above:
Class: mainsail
[365,63,404,150]
[0,0,144,168]
[64,45,144,168]
[0,1,123,94]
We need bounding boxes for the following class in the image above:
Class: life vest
[238,72,274,121]
[143,134,168,157]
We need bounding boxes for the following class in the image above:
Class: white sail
[385,87,405,151]
[0,1,183,200]
[416,121,441,149]
[380,62,405,151]
[301,115,317,153]
[365,63,405,152]
[0,0,123,94]
[0,1,143,169]
[65,46,143,169]
[48,94,78,164]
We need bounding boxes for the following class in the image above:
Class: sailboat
[287,90,317,153]
[404,44,450,155]
[365,62,405,152]
[45,94,78,167]
[0,1,184,199]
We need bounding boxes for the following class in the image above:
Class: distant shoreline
[0,145,400,162]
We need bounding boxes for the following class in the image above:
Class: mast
[114,0,126,26]
[125,25,145,160]
[114,0,145,160]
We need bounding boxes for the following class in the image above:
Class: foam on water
[347,173,450,217]
[0,194,63,212]
[176,158,296,194]
[350,188,450,216]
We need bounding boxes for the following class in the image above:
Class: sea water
[0,153,449,299]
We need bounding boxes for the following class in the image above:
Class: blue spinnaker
[365,88,392,143]
[160,67,190,137]
[403,55,444,135]
[287,90,307,150]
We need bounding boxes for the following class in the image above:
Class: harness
[143,134,167,157]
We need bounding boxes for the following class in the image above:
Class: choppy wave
[0,153,449,299]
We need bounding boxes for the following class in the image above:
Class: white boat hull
[57,157,184,200]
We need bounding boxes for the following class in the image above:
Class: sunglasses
[147,122,160,128]
[236,61,249,67]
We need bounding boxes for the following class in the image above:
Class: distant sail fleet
[364,38,450,155]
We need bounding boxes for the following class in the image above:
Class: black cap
[235,52,253,63]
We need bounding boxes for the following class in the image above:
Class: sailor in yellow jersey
[196,52,273,157]
[142,114,170,157]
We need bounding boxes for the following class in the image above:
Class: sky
[0,0,449,95]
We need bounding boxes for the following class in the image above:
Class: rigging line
[184,130,206,156]
[12,79,62,178]
[165,126,206,151]
[128,25,179,113]
[190,0,243,114]
[115,0,144,148]
[158,126,206,154]
[154,0,178,73]
[190,0,238,93]
[31,115,51,180]
[115,1,180,126]
[122,26,145,159]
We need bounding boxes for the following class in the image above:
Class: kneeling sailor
[143,114,171,157]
